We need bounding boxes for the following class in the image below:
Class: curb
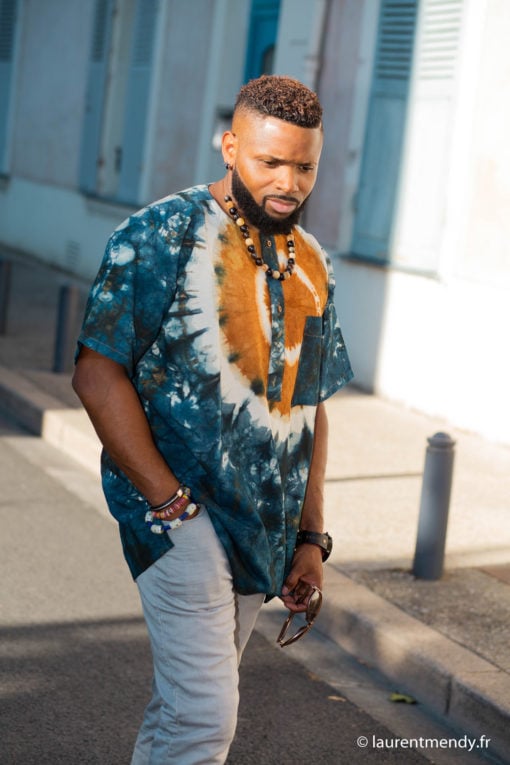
[0,364,508,762]
[319,567,510,761]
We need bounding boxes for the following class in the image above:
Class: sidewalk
[1,247,509,763]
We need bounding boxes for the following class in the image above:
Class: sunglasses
[276,586,323,647]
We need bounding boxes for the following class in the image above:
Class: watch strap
[295,530,332,562]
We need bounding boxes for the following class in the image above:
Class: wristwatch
[295,530,333,562]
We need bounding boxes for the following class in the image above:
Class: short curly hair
[234,75,323,128]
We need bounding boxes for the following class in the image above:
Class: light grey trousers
[131,508,264,765]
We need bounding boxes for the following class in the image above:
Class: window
[244,0,281,82]
[79,0,158,204]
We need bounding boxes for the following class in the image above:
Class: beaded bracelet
[150,485,191,513]
[152,494,190,520]
[145,503,199,534]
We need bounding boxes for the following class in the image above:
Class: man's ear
[221,130,237,168]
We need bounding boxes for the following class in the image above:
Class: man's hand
[280,544,323,613]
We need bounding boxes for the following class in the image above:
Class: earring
[225,162,232,171]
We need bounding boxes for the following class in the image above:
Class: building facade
[0,0,509,444]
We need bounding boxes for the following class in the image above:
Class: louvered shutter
[392,0,464,271]
[117,0,158,205]
[419,1,462,81]
[351,0,418,261]
[0,0,18,173]
[79,0,114,194]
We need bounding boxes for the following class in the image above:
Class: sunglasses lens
[307,589,322,620]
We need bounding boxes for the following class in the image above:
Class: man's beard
[231,168,308,235]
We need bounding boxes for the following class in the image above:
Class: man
[73,75,352,764]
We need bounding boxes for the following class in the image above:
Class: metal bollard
[0,258,12,335]
[412,432,456,580]
[53,284,81,373]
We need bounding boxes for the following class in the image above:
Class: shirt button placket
[263,236,285,401]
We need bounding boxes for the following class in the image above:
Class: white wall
[357,266,510,446]
[0,177,129,279]
[1,0,509,446]
[0,0,246,279]
[458,0,510,286]
[337,0,510,446]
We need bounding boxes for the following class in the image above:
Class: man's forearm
[281,403,328,608]
[300,402,328,532]
[73,348,179,506]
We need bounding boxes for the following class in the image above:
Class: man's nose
[275,165,299,194]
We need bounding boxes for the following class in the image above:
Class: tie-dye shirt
[78,185,353,595]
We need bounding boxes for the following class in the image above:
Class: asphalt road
[0,412,497,765]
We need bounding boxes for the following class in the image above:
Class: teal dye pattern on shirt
[78,185,353,595]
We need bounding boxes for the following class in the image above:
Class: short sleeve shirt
[78,185,353,595]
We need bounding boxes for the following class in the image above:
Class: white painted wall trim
[0,178,127,279]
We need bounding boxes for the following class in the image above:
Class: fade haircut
[234,75,323,129]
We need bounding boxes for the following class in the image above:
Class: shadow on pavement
[0,617,151,765]
[0,617,429,765]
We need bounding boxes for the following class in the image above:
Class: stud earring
[225,162,232,171]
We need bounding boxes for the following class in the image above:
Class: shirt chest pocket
[291,315,323,407]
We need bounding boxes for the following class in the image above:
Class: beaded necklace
[224,194,296,281]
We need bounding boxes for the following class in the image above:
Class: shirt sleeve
[77,203,191,377]
[318,253,354,402]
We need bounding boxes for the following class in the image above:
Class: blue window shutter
[0,0,18,173]
[79,0,114,194]
[351,0,418,261]
[117,0,158,205]
[244,0,281,82]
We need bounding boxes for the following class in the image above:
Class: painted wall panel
[459,0,510,285]
[0,0,18,172]
[391,0,464,273]
[307,0,373,251]
[117,0,158,204]
[146,0,215,200]
[193,0,251,186]
[11,0,92,188]
[79,0,114,194]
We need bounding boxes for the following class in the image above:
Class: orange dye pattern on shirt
[216,225,328,416]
